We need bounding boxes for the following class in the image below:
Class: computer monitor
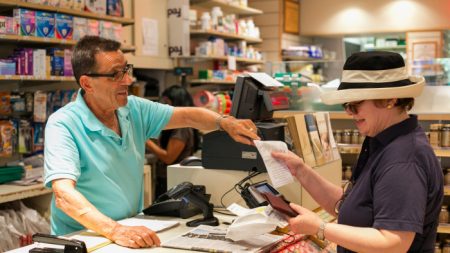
[230,75,289,121]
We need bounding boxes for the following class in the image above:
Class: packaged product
[73,17,87,40]
[36,11,55,38]
[14,9,36,36]
[59,0,73,9]
[107,0,123,17]
[0,121,15,157]
[33,91,47,123]
[0,16,17,35]
[55,13,73,39]
[87,19,99,36]
[85,0,106,15]
[72,0,85,11]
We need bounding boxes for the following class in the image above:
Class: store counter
[7,213,235,253]
[167,159,342,211]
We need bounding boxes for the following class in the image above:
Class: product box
[73,0,85,11]
[99,20,113,40]
[87,19,99,36]
[36,11,55,38]
[47,48,64,76]
[73,17,87,40]
[27,0,49,4]
[59,0,73,9]
[107,0,123,17]
[0,60,16,75]
[85,0,106,15]
[24,48,33,76]
[33,49,46,78]
[33,91,47,123]
[112,22,122,42]
[63,49,73,76]
[48,0,60,6]
[0,16,17,35]
[14,8,36,36]
[55,13,73,39]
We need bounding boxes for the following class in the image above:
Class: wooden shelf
[175,55,264,64]
[0,34,135,52]
[190,29,262,43]
[274,111,450,121]
[190,0,263,15]
[434,147,450,157]
[0,183,52,204]
[336,143,450,157]
[444,186,450,196]
[189,79,236,85]
[281,56,337,62]
[363,45,406,51]
[0,0,134,25]
[0,75,76,82]
[438,224,450,234]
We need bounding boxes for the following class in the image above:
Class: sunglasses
[334,179,354,214]
[84,64,133,82]
[342,100,364,114]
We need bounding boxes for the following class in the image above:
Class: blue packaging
[55,13,73,39]
[36,11,55,38]
[0,59,16,75]
[47,48,64,76]
[13,8,36,36]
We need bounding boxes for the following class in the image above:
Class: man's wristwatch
[317,221,327,240]
[215,115,229,131]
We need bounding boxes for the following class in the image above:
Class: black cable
[219,169,262,208]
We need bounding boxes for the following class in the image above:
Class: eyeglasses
[84,64,133,82]
[334,180,354,214]
[342,100,364,114]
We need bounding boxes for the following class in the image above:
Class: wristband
[215,115,229,131]
[317,221,327,240]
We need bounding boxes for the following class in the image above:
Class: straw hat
[320,51,425,105]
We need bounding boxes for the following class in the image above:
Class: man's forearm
[53,181,118,238]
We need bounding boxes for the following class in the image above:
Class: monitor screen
[230,75,289,121]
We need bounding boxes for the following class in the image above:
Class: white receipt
[254,140,294,188]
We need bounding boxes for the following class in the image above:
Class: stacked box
[33,49,46,78]
[99,21,113,40]
[0,16,17,35]
[64,49,73,76]
[59,0,73,9]
[47,48,64,76]
[14,9,36,36]
[36,11,55,38]
[73,17,87,40]
[107,0,123,17]
[73,0,85,11]
[112,22,122,42]
[87,19,99,36]
[85,0,106,15]
[55,14,73,39]
[0,60,16,75]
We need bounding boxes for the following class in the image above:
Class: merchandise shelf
[190,29,262,43]
[0,34,135,52]
[0,0,134,25]
[0,75,76,82]
[438,224,450,234]
[337,144,449,157]
[174,55,264,64]
[188,79,236,85]
[274,111,450,121]
[190,0,263,15]
[0,183,52,204]
[444,186,450,196]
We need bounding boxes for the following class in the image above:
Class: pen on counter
[191,247,232,253]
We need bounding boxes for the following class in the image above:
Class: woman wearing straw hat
[272,51,443,253]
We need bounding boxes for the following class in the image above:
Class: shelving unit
[0,0,134,25]
[337,143,450,158]
[0,184,51,205]
[175,55,264,64]
[190,0,263,15]
[190,29,262,43]
[188,79,236,85]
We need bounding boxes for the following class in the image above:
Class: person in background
[145,85,200,198]
[272,51,443,253]
[44,36,259,249]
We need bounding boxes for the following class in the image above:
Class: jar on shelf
[445,168,450,186]
[443,240,450,253]
[342,129,352,144]
[441,124,450,147]
[439,205,449,224]
[351,129,360,144]
[335,130,343,143]
[359,133,365,144]
[436,242,442,253]
[344,166,352,180]
[430,124,441,146]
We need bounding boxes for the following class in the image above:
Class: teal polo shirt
[44,89,173,235]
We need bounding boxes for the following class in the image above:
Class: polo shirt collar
[369,114,418,152]
[74,89,131,133]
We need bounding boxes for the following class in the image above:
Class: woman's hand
[271,150,308,177]
[288,203,323,235]
[107,223,160,248]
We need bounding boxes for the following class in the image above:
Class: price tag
[227,56,236,71]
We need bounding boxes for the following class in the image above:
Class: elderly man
[44,36,259,248]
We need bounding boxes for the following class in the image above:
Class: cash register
[202,73,289,172]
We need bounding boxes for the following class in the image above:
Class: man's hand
[107,223,161,248]
[220,116,260,145]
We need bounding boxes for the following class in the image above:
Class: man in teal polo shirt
[44,36,259,249]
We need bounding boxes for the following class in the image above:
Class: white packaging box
[85,0,106,15]
[168,0,190,57]
[33,49,46,78]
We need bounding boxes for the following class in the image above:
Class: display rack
[190,0,263,15]
[190,29,262,43]
[0,0,134,25]
[0,184,51,205]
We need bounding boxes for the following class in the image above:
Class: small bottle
[430,124,440,146]
[351,129,360,144]
[441,124,450,147]
[439,205,449,224]
[445,168,450,186]
[359,133,365,144]
[335,130,343,143]
[436,242,442,253]
[201,12,211,30]
[344,166,352,180]
[342,129,352,144]
[443,240,450,253]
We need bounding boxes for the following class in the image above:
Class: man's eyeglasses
[84,64,133,82]
[342,100,364,114]
[334,180,354,214]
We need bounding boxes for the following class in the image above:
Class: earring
[387,104,393,109]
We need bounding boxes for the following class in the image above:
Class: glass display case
[265,59,345,112]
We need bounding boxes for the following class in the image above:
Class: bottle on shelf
[439,205,449,224]
[201,12,211,30]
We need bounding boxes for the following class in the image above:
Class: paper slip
[117,218,179,232]
[248,72,283,87]
[254,140,294,188]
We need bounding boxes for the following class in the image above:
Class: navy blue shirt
[337,115,443,253]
